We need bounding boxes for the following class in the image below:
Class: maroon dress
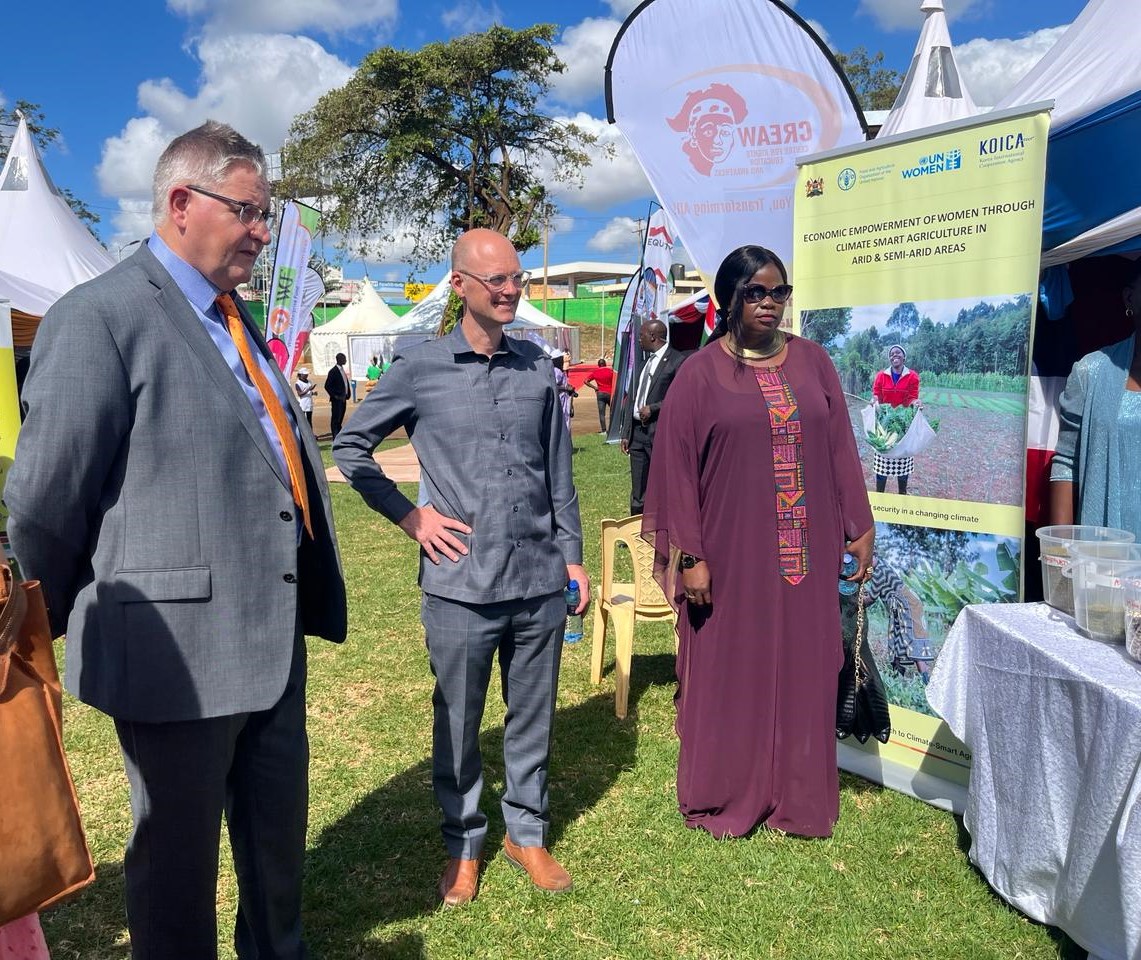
[642,336,873,838]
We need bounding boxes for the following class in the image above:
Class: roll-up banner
[0,300,20,565]
[266,201,322,376]
[606,0,866,277]
[608,205,674,444]
[793,105,1052,811]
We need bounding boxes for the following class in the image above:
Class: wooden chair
[590,516,676,718]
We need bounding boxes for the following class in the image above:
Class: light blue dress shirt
[148,233,299,487]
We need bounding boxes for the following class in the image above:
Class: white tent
[0,115,115,331]
[876,0,979,139]
[995,0,1141,266]
[308,278,404,378]
[379,274,577,359]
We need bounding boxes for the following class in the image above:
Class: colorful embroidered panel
[754,367,808,584]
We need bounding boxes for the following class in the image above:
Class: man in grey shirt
[333,228,589,907]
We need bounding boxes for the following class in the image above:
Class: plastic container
[1036,525,1135,616]
[1123,574,1141,662]
[564,580,583,644]
[1067,541,1141,643]
[839,552,859,596]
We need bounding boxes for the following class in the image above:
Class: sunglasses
[742,283,793,304]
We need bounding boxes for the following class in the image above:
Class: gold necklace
[724,330,787,360]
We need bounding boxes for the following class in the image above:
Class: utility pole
[542,210,549,320]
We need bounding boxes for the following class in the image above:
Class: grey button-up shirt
[332,323,583,604]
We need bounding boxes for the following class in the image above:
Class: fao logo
[837,167,857,191]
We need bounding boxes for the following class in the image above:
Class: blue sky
[2,0,1086,281]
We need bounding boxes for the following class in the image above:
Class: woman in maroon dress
[642,245,874,838]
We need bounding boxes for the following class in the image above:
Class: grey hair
[152,120,267,225]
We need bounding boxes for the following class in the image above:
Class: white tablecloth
[927,603,1141,960]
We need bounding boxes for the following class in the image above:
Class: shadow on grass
[303,671,664,955]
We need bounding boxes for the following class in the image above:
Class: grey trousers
[421,590,564,859]
[114,635,309,960]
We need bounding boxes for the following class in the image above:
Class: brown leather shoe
[502,836,573,892]
[437,856,480,907]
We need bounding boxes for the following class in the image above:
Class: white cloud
[955,27,1067,107]
[440,1,503,34]
[549,18,621,109]
[543,112,653,212]
[587,216,641,254]
[603,0,641,16]
[166,0,398,35]
[857,0,986,32]
[97,33,354,246]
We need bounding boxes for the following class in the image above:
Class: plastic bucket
[1036,525,1135,616]
[1068,542,1141,643]
[1123,575,1141,662]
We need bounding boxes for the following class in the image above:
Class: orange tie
[217,293,313,539]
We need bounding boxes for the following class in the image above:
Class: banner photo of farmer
[792,106,1049,808]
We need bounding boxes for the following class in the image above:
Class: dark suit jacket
[5,243,347,723]
[324,364,350,400]
[621,346,686,448]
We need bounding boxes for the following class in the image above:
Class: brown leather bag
[0,559,95,924]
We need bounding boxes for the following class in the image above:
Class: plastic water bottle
[839,552,860,596]
[564,580,583,643]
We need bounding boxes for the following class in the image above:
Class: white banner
[266,201,321,376]
[606,0,866,276]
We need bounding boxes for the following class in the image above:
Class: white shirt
[295,377,315,412]
[635,343,668,410]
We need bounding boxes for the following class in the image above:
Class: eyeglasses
[187,185,273,229]
[742,282,793,304]
[457,269,531,291]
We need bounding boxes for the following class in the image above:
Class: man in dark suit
[621,319,685,514]
[6,121,347,960]
[325,351,350,438]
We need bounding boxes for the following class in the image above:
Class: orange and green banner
[0,301,22,565]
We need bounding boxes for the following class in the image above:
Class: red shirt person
[871,344,922,494]
[583,357,616,434]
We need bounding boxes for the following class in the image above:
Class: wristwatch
[680,553,700,569]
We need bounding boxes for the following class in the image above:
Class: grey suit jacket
[5,243,347,723]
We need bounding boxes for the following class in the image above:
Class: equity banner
[608,205,673,443]
[266,201,321,376]
[606,0,866,275]
[793,106,1051,809]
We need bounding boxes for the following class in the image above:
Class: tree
[284,25,601,268]
[887,301,920,338]
[836,47,904,112]
[798,307,850,352]
[0,100,101,231]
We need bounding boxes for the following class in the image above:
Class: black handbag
[836,583,892,744]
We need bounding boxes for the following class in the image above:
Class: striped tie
[216,293,313,539]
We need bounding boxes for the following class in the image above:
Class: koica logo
[667,82,749,176]
[979,131,1026,156]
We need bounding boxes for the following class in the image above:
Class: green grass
[43,433,1082,959]
[923,391,1026,415]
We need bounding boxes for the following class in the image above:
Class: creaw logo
[667,82,748,176]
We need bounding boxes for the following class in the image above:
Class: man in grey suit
[621,319,686,514]
[333,228,588,907]
[5,121,347,959]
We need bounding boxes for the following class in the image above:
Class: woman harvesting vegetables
[871,344,922,494]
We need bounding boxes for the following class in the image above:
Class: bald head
[451,228,517,273]
[639,319,667,352]
[449,229,524,339]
